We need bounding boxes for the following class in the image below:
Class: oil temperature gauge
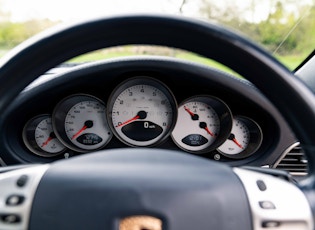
[217,116,263,159]
[53,94,112,152]
[23,115,66,157]
[171,96,232,153]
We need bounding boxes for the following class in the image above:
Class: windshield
[0,0,314,70]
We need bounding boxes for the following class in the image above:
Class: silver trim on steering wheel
[0,165,49,230]
[234,168,313,230]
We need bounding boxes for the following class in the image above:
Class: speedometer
[108,77,177,147]
[53,94,112,152]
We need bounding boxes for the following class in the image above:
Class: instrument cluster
[22,76,263,160]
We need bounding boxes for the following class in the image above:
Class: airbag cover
[29,149,251,230]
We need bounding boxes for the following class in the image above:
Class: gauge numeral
[143,122,157,129]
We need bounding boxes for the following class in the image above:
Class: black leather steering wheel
[0,15,315,230]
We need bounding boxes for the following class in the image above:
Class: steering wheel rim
[0,15,315,229]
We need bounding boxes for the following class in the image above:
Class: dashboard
[0,57,297,167]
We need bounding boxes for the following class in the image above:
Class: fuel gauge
[217,116,263,159]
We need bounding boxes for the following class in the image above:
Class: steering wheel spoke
[0,165,48,230]
[234,168,313,230]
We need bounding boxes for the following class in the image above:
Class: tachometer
[171,96,232,153]
[23,115,66,157]
[53,94,112,152]
[108,77,177,147]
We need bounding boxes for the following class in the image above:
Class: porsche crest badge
[119,216,162,230]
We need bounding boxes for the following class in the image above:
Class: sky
[1,0,200,22]
[1,0,314,23]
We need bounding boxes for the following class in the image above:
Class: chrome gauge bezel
[107,77,178,147]
[22,114,67,157]
[52,94,112,152]
[217,115,263,159]
[171,95,233,154]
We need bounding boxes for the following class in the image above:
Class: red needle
[116,115,140,127]
[184,106,199,120]
[199,122,214,136]
[232,138,243,149]
[41,136,53,148]
[184,106,195,116]
[72,125,87,140]
[116,111,147,128]
[204,126,214,136]
[228,134,243,149]
[71,120,94,140]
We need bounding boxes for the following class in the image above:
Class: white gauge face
[218,118,250,155]
[65,100,111,150]
[110,81,175,147]
[172,100,220,152]
[23,115,66,157]
[35,118,66,154]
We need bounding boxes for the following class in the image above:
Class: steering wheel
[0,15,315,230]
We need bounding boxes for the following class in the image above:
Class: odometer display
[108,77,177,147]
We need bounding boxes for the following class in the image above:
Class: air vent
[274,143,308,176]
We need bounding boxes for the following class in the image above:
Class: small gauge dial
[171,96,232,153]
[53,94,112,152]
[23,115,66,157]
[217,116,263,159]
[108,77,177,147]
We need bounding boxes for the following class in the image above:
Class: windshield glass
[0,0,314,70]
